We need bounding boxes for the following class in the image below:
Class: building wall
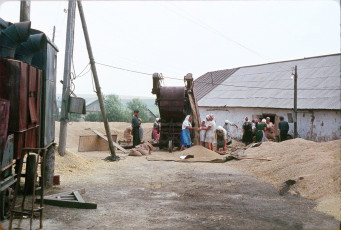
[199,107,341,142]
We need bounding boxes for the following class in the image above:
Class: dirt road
[6,150,339,230]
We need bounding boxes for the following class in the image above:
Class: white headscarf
[216,126,227,138]
[182,115,192,129]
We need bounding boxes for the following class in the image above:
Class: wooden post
[20,1,30,22]
[58,0,76,156]
[77,0,119,160]
[294,65,298,138]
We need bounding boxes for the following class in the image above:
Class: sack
[137,149,149,156]
[128,149,142,156]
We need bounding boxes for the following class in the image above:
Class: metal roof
[193,68,238,101]
[196,54,341,110]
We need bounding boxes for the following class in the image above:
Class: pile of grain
[147,145,224,162]
[54,148,94,174]
[227,138,341,220]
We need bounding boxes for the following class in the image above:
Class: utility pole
[20,1,30,22]
[294,65,298,138]
[58,0,76,156]
[52,25,56,43]
[77,0,119,161]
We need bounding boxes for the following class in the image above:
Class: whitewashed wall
[198,107,341,142]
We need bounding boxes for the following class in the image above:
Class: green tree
[126,98,153,122]
[69,113,81,122]
[85,111,103,121]
[104,94,129,122]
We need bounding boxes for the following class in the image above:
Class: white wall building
[194,54,341,142]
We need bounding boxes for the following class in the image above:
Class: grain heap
[227,138,341,220]
[147,145,224,162]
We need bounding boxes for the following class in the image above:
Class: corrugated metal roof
[196,54,340,110]
[193,68,238,101]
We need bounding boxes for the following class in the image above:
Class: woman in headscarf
[215,126,227,152]
[255,118,267,143]
[265,117,275,141]
[199,120,207,147]
[152,118,160,142]
[242,117,253,146]
[200,114,216,150]
[180,115,196,151]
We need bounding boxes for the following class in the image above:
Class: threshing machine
[152,73,200,152]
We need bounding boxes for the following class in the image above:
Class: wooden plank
[36,198,97,209]
[73,191,85,203]
[78,134,117,152]
[92,129,128,153]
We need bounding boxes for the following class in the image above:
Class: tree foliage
[126,98,154,123]
[85,111,103,122]
[104,94,129,122]
[83,95,154,123]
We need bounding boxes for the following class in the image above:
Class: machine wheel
[168,140,173,153]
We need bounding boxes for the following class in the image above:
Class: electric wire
[163,2,293,72]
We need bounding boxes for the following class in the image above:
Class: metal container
[2,134,13,169]
[28,66,41,125]
[0,59,28,132]
[31,31,58,147]
[159,87,186,121]
[0,99,10,164]
[69,97,86,114]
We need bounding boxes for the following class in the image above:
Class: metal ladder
[8,146,47,230]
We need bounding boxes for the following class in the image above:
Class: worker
[131,109,140,147]
[265,117,275,141]
[180,115,196,151]
[242,117,253,146]
[223,120,238,145]
[278,116,289,141]
[152,118,160,142]
[138,118,143,143]
[201,114,216,151]
[199,120,206,147]
[215,126,227,152]
[255,118,267,143]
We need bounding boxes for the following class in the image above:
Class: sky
[0,1,340,98]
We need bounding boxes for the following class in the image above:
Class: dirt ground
[2,122,340,229]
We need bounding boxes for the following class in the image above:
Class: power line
[163,2,293,71]
[96,62,152,76]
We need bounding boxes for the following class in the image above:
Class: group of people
[180,114,290,152]
[180,114,239,152]
[129,110,290,151]
[127,110,161,147]
[242,116,289,144]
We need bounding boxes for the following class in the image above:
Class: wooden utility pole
[58,0,76,156]
[77,0,119,161]
[20,1,30,22]
[293,65,298,138]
